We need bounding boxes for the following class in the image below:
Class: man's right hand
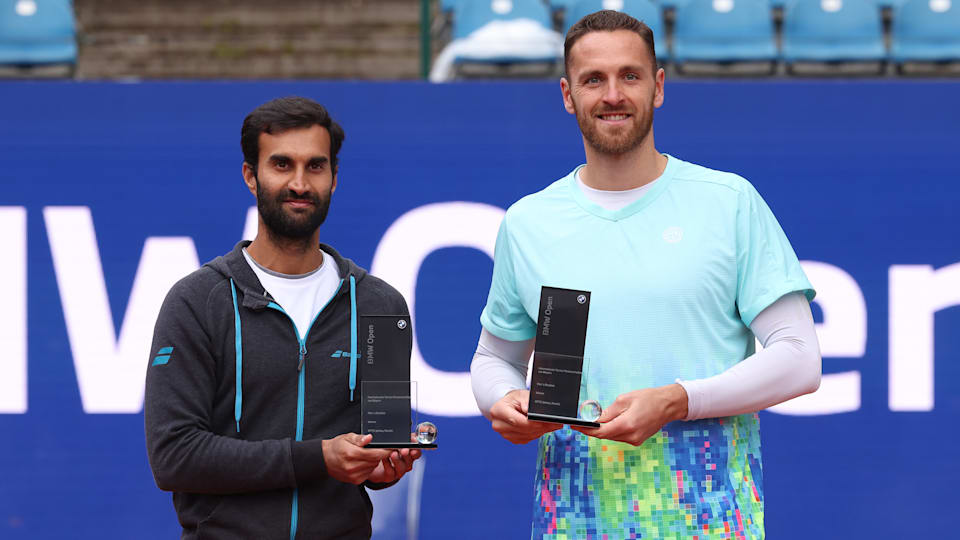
[489,389,560,444]
[322,433,394,485]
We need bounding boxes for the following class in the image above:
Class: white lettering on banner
[371,202,505,417]
[0,207,27,413]
[44,207,200,413]
[0,203,948,417]
[769,261,867,416]
[889,263,960,411]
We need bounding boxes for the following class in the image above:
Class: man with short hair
[145,96,420,539]
[471,11,821,539]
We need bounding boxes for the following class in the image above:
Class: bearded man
[145,96,420,539]
[470,11,821,539]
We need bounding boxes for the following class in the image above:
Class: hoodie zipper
[263,277,345,540]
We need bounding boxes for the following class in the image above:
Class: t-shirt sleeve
[735,181,816,327]
[480,215,537,341]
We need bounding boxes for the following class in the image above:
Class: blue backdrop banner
[0,80,957,539]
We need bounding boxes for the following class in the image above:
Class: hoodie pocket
[194,496,223,539]
[193,490,292,539]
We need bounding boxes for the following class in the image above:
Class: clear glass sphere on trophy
[578,355,603,424]
[415,421,438,445]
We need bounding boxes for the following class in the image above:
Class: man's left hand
[366,445,422,484]
[571,383,688,447]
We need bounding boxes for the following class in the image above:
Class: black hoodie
[144,241,409,539]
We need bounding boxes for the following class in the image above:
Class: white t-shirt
[242,248,342,340]
[574,168,655,210]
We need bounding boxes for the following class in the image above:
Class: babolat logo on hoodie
[152,347,174,366]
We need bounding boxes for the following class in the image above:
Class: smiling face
[561,30,665,156]
[242,124,337,241]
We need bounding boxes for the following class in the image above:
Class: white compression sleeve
[678,292,822,420]
[470,329,534,419]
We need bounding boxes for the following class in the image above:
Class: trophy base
[527,412,600,428]
[365,442,438,449]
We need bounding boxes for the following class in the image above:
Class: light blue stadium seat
[657,0,694,9]
[672,0,777,62]
[776,0,904,11]
[549,0,581,12]
[0,0,76,65]
[452,0,555,39]
[441,0,463,13]
[782,0,887,62]
[444,0,561,73]
[891,0,960,62]
[873,0,910,8]
[563,0,668,61]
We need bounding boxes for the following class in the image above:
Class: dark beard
[256,180,331,243]
[577,102,653,155]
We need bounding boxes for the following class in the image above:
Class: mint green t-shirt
[480,155,814,539]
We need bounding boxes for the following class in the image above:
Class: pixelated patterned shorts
[532,414,764,540]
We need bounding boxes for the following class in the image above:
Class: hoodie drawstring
[230,279,243,433]
[349,274,357,402]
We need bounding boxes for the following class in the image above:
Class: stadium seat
[872,0,910,8]
[782,0,887,63]
[563,0,668,61]
[452,0,555,39]
[0,0,77,65]
[430,0,562,81]
[441,0,463,13]
[776,0,904,10]
[671,0,777,63]
[657,0,694,9]
[891,0,960,63]
[549,0,581,12]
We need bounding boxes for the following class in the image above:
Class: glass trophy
[358,315,438,449]
[526,286,600,428]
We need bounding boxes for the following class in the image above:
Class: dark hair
[564,10,657,76]
[241,96,345,175]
